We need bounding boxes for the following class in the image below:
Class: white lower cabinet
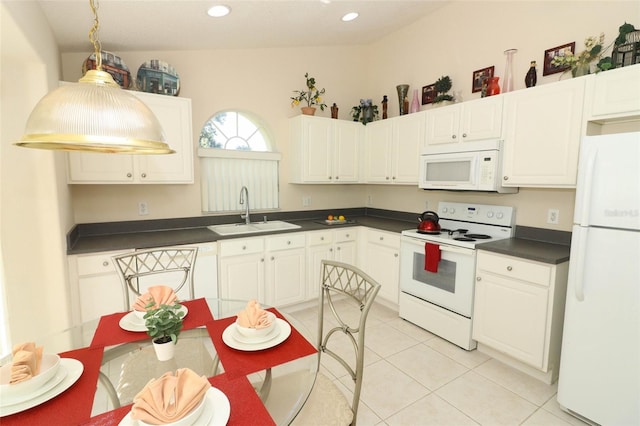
[218,233,306,307]
[472,250,569,383]
[305,228,358,300]
[69,242,218,324]
[362,229,400,305]
[70,249,133,324]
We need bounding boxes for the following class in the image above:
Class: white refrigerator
[557,132,640,425]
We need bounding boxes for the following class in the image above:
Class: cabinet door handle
[507,266,513,271]
[287,241,291,245]
[102,261,109,267]
[242,245,247,250]
[126,173,132,178]
[462,133,467,138]
[503,176,509,180]
[452,134,457,139]
[335,176,339,180]
[328,176,332,180]
[141,173,147,178]
[379,236,384,241]
[392,176,396,180]
[270,256,274,261]
[476,276,481,281]
[320,237,324,241]
[345,234,350,238]
[394,253,398,257]
[385,176,390,180]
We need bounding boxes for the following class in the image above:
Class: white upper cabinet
[67,92,194,184]
[501,77,586,188]
[586,65,640,120]
[425,97,503,147]
[289,115,362,183]
[364,112,425,184]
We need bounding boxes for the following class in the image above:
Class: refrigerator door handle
[577,148,597,226]
[572,227,588,302]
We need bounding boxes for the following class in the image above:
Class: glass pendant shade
[15,70,174,154]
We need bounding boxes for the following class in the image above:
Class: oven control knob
[449,207,455,214]
[487,212,494,218]
[441,207,448,214]
[496,212,504,219]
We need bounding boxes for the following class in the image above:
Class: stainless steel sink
[208,220,301,236]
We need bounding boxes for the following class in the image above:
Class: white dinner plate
[0,364,68,407]
[0,358,84,417]
[119,386,230,426]
[222,318,291,351]
[119,305,188,332]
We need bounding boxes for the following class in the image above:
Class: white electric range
[399,202,515,350]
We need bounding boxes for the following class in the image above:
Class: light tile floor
[283,301,589,426]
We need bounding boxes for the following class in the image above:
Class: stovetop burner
[440,228,469,236]
[464,234,492,239]
[454,237,476,242]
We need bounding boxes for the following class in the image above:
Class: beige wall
[1,2,75,344]
[60,1,637,232]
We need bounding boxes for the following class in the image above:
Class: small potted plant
[290,72,327,116]
[144,301,185,361]
[351,99,379,125]
[433,75,454,105]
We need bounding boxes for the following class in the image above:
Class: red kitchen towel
[90,297,215,348]
[82,374,276,426]
[206,308,317,379]
[425,242,441,273]
[2,346,104,426]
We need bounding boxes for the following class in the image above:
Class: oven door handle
[438,245,474,256]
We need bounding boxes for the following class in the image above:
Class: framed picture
[543,42,575,76]
[422,84,436,105]
[472,66,494,93]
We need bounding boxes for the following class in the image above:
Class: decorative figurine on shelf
[382,95,388,119]
[525,61,537,87]
[330,103,339,119]
[351,99,379,125]
[433,75,454,105]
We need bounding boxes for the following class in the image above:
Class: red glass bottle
[486,77,501,96]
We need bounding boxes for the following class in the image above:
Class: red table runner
[2,346,104,426]
[206,308,317,378]
[82,374,275,425]
[90,298,214,348]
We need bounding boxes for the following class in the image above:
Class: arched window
[198,111,281,214]
[199,111,270,151]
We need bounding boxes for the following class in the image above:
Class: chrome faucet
[239,186,250,224]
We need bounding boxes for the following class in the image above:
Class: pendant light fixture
[14,0,174,154]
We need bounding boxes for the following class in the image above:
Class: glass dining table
[0,298,319,425]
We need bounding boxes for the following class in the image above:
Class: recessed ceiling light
[208,5,230,17]
[341,12,359,22]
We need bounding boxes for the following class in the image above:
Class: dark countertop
[476,226,571,264]
[67,208,417,255]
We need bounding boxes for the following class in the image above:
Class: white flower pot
[152,337,176,361]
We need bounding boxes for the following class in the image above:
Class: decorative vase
[396,84,409,115]
[486,77,501,96]
[503,49,517,93]
[410,89,420,113]
[301,106,316,116]
[330,103,338,119]
[152,337,176,361]
[382,95,388,119]
[571,63,590,78]
[362,106,374,124]
[525,61,537,87]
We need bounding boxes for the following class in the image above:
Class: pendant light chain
[88,0,102,70]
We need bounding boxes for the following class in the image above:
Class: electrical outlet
[302,196,311,207]
[367,195,373,206]
[547,208,559,224]
[138,201,149,216]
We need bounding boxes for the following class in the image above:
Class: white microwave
[418,141,518,193]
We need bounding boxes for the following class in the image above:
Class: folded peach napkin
[131,368,210,424]
[10,342,43,384]
[237,299,272,329]
[133,285,178,312]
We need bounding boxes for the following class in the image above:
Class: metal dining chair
[112,247,199,311]
[266,260,380,425]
